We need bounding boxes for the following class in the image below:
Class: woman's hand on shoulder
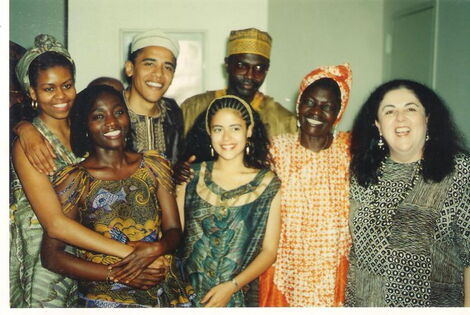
[16,121,56,175]
[200,281,237,307]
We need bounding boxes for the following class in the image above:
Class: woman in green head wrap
[10,34,169,307]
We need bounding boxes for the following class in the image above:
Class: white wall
[267,0,385,131]
[68,0,268,93]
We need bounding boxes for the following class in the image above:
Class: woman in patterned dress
[10,35,186,308]
[347,79,469,306]
[177,95,281,307]
[258,64,353,307]
[40,85,193,307]
[10,34,85,307]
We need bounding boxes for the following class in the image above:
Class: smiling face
[209,108,253,162]
[375,88,428,163]
[87,92,130,151]
[298,84,340,138]
[125,46,176,108]
[29,66,76,122]
[225,53,269,102]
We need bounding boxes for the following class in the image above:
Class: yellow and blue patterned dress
[182,161,281,307]
[10,117,82,307]
[54,151,194,307]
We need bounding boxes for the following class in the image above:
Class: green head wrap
[16,34,75,93]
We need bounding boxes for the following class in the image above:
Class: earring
[425,133,430,142]
[245,142,251,155]
[210,144,214,157]
[378,135,384,149]
[31,100,38,110]
[125,133,132,146]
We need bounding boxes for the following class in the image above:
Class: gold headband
[205,95,254,135]
[227,28,272,59]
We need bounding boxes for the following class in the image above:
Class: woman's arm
[12,140,134,257]
[41,230,165,289]
[201,191,281,307]
[40,203,165,289]
[14,121,56,175]
[157,181,183,253]
[176,182,188,228]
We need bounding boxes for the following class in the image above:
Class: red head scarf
[296,63,352,126]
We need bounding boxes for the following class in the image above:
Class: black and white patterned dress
[345,154,470,307]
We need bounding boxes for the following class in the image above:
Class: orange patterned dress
[259,132,351,306]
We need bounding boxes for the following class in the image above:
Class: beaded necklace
[370,157,422,204]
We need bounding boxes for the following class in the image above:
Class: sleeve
[274,100,297,135]
[180,93,210,136]
[451,156,470,266]
[270,172,281,195]
[52,165,88,215]
[269,136,281,172]
[162,97,184,166]
[180,96,195,136]
[267,99,297,136]
[143,150,175,195]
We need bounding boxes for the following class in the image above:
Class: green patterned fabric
[54,151,193,307]
[182,161,280,307]
[10,117,81,307]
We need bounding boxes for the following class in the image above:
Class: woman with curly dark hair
[346,79,469,307]
[177,95,281,307]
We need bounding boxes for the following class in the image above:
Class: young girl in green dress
[177,95,281,307]
[40,85,193,307]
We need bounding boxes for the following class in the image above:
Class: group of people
[9,27,469,308]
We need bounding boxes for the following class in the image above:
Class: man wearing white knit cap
[124,29,183,165]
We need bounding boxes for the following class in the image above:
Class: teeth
[146,81,162,88]
[221,145,235,150]
[395,127,410,135]
[53,103,67,108]
[306,118,323,126]
[104,130,121,137]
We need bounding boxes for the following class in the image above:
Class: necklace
[371,158,422,204]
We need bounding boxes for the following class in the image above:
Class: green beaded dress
[10,117,81,307]
[182,161,280,307]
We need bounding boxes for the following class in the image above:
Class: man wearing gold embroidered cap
[180,28,297,139]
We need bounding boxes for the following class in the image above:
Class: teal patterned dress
[10,117,82,307]
[182,161,281,307]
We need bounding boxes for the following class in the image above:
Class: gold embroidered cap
[227,28,272,59]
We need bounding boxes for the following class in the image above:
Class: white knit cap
[130,29,179,58]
